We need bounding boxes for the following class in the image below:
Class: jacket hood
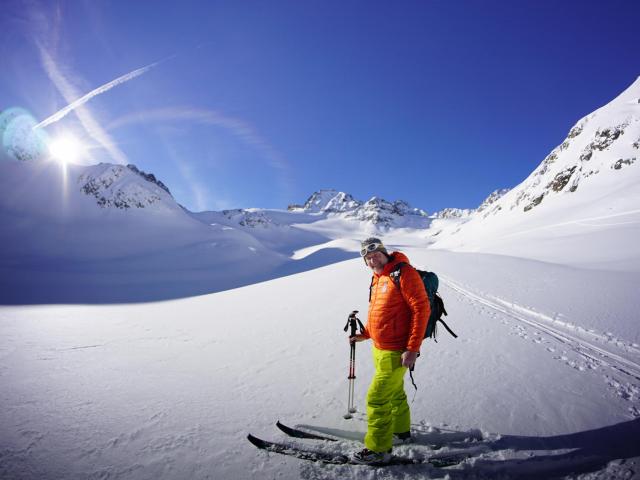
[380,251,410,276]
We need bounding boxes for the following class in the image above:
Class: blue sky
[1,0,638,212]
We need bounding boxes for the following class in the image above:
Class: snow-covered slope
[1,249,638,479]
[0,156,436,303]
[430,77,640,271]
[0,160,285,303]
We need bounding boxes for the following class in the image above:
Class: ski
[247,434,469,467]
[276,421,338,441]
[301,422,483,445]
[247,434,350,465]
[275,421,479,449]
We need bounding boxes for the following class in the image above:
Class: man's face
[365,250,388,272]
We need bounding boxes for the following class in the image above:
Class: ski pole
[343,310,364,419]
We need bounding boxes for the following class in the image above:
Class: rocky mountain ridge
[500,77,639,217]
[72,163,508,230]
[217,188,431,229]
[220,208,276,228]
[429,76,640,254]
[78,163,178,211]
[292,189,362,213]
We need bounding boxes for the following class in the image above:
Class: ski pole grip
[345,310,360,337]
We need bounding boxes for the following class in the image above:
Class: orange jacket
[364,252,430,352]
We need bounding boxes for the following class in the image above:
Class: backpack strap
[370,261,408,301]
[391,261,420,395]
[432,294,457,338]
[438,319,458,338]
[389,261,408,291]
[408,366,418,398]
[368,275,374,302]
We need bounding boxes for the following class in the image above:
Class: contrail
[36,44,130,164]
[34,59,162,130]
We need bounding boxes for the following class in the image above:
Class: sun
[48,134,83,164]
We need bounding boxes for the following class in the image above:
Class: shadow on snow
[0,247,357,305]
[299,418,640,479]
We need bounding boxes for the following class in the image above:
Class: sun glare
[48,134,83,164]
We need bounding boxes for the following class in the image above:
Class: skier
[350,237,430,465]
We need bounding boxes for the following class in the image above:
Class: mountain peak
[282,189,429,229]
[297,189,362,213]
[79,163,177,211]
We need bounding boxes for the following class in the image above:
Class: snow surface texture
[1,251,639,479]
[1,78,640,478]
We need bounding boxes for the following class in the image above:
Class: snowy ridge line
[439,276,640,382]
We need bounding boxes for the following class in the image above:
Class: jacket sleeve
[399,266,430,352]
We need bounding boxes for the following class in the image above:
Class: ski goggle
[360,242,384,257]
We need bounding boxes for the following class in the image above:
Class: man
[350,237,430,465]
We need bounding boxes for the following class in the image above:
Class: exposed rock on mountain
[344,196,428,227]
[477,188,510,213]
[222,209,276,228]
[433,207,473,219]
[295,189,363,213]
[432,188,508,220]
[286,189,429,228]
[223,189,430,230]
[127,164,172,195]
[429,76,640,266]
[78,163,176,210]
[505,78,640,215]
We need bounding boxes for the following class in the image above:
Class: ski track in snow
[440,275,640,417]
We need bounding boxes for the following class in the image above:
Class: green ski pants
[364,347,410,453]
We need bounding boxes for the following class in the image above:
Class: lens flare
[0,107,49,162]
[48,134,83,164]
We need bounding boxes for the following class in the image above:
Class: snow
[429,77,640,273]
[2,79,640,478]
[1,249,639,479]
